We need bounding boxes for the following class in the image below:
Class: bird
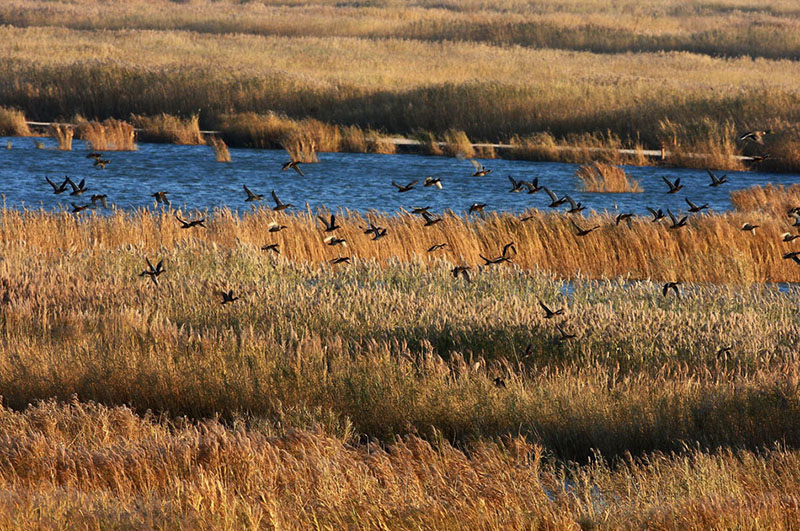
[67,177,88,196]
[318,214,340,232]
[667,210,688,229]
[662,176,683,193]
[781,233,800,242]
[268,222,287,233]
[480,254,512,265]
[570,220,599,236]
[421,211,442,226]
[493,376,506,388]
[716,346,733,359]
[175,213,206,229]
[71,203,91,213]
[90,194,108,209]
[93,159,110,169]
[647,207,666,222]
[543,187,567,208]
[662,281,680,297]
[411,206,431,215]
[152,191,170,205]
[564,195,585,214]
[324,236,347,246]
[615,213,634,228]
[538,300,564,319]
[469,203,488,214]
[46,176,69,194]
[502,242,517,258]
[738,130,771,144]
[685,198,709,213]
[508,176,525,193]
[783,251,800,265]
[469,159,491,177]
[452,266,471,282]
[750,153,770,162]
[523,178,542,194]
[282,159,304,176]
[271,191,294,211]
[427,243,447,252]
[86,152,102,160]
[363,222,382,237]
[371,227,388,241]
[423,177,442,189]
[555,324,576,341]
[220,290,239,304]
[330,256,351,264]
[740,223,759,234]
[139,258,164,286]
[261,243,280,254]
[707,169,728,187]
[392,180,418,192]
[243,185,263,202]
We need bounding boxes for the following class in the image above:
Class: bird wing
[564,195,577,209]
[538,301,551,314]
[392,181,402,190]
[706,169,717,183]
[155,259,164,273]
[407,180,418,188]
[271,190,281,205]
[292,164,304,177]
[646,207,658,217]
[77,178,85,190]
[685,198,697,209]
[243,185,256,199]
[145,257,155,272]
[469,159,482,171]
[502,242,516,257]
[46,177,59,191]
[667,210,678,224]
[661,176,673,189]
[543,186,559,202]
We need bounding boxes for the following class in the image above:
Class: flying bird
[324,236,347,246]
[667,210,688,229]
[318,214,340,232]
[741,223,759,234]
[783,251,800,265]
[422,211,442,226]
[538,300,564,319]
[570,219,599,236]
[71,203,91,213]
[261,243,280,254]
[139,258,165,286]
[646,207,666,222]
[555,324,577,341]
[282,159,304,176]
[330,256,351,264]
[427,243,447,252]
[564,195,585,214]
[508,176,525,193]
[738,130,771,144]
[67,177,88,196]
[523,178,542,194]
[220,290,239,305]
[543,187,567,208]
[469,159,492,176]
[685,198,709,213]
[392,180,418,192]
[781,233,800,242]
[662,176,683,194]
[90,194,108,209]
[423,177,443,189]
[268,222,287,233]
[46,176,69,194]
[707,169,728,187]
[152,191,170,205]
[452,266,471,282]
[615,212,634,228]
[243,185,263,202]
[93,159,110,169]
[175,213,206,229]
[271,190,294,211]
[469,203,488,214]
[662,281,680,297]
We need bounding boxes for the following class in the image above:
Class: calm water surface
[2,136,799,217]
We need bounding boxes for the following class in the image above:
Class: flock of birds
[34,130,798,362]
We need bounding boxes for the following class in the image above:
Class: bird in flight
[175,213,206,229]
[318,214,340,232]
[662,281,680,297]
[543,187,567,208]
[330,256,351,264]
[570,219,599,236]
[152,191,170,205]
[706,169,728,187]
[615,212,634,228]
[45,176,69,194]
[452,266,471,282]
[667,210,688,229]
[740,223,759,234]
[662,176,683,194]
[555,324,577,341]
[261,243,280,254]
[781,233,800,242]
[271,190,294,211]
[685,198,709,213]
[282,159,304,176]
[71,203,91,213]
[268,222,287,233]
[243,185,263,202]
[392,180,418,192]
[738,130,771,144]
[427,243,447,252]
[508,176,526,193]
[783,251,800,265]
[424,177,443,189]
[564,195,585,214]
[324,235,347,246]
[523,178,542,194]
[220,289,239,304]
[422,211,442,226]
[538,300,564,319]
[469,203,488,214]
[647,207,666,222]
[90,194,108,209]
[139,258,165,286]
[469,159,492,176]
[67,177,88,196]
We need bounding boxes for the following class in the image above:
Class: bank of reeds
[76,118,137,151]
[0,106,31,137]
[659,118,747,171]
[206,135,231,162]
[49,123,74,150]
[1,400,799,528]
[576,161,642,192]
[131,113,203,145]
[731,183,800,217]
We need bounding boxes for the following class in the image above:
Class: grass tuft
[576,162,642,193]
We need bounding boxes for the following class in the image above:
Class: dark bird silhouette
[268,222,287,233]
[508,176,525,193]
[452,266,471,282]
[741,223,759,234]
[469,203,488,214]
[424,177,442,189]
[261,243,280,254]
[523,178,542,194]
[480,254,512,265]
[86,152,102,160]
[556,324,576,341]
[318,214,340,232]
[175,213,206,229]
[738,130,771,144]
[493,376,506,388]
[782,233,800,242]
[543,187,567,208]
[46,176,69,194]
[716,345,733,359]
[427,243,447,252]
[422,211,442,227]
[783,251,800,265]
[282,159,304,176]
[324,236,347,246]
[667,210,688,229]
[411,206,431,215]
[539,300,564,319]
[152,191,170,206]
[363,222,381,237]
[93,159,110,169]
[564,195,585,214]
[371,227,388,241]
[662,176,683,194]
[90,194,108,209]
[469,159,491,177]
[502,242,517,258]
[243,185,263,202]
[220,289,239,304]
[662,281,680,297]
[707,169,728,187]
[392,180,418,192]
[67,177,88,196]
[571,219,599,236]
[71,203,91,213]
[615,212,634,228]
[271,190,294,211]
[685,198,709,213]
[647,207,666,222]
[139,258,164,286]
[330,256,351,264]
[750,153,770,162]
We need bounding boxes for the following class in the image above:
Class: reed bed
[206,135,231,162]
[0,106,31,137]
[48,123,74,151]
[1,401,799,529]
[731,184,800,217]
[76,118,137,151]
[131,113,203,145]
[576,161,642,193]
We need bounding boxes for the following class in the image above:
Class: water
[2,136,799,216]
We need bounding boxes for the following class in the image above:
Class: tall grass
[77,118,137,151]
[731,184,800,216]
[131,113,203,144]
[576,161,642,192]
[49,123,73,151]
[206,135,231,162]
[0,106,31,136]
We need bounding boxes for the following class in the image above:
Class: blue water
[2,136,798,216]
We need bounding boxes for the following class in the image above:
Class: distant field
[0,0,799,169]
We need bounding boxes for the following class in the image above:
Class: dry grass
[131,113,203,144]
[0,106,31,137]
[660,118,747,171]
[206,135,231,162]
[49,124,74,151]
[731,184,800,217]
[77,118,137,151]
[441,130,475,158]
[576,162,642,193]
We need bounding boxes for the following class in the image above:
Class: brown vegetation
[131,113,203,144]
[576,161,642,192]
[206,135,231,162]
[731,183,800,216]
[77,118,137,151]
[0,106,31,137]
[49,123,74,150]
